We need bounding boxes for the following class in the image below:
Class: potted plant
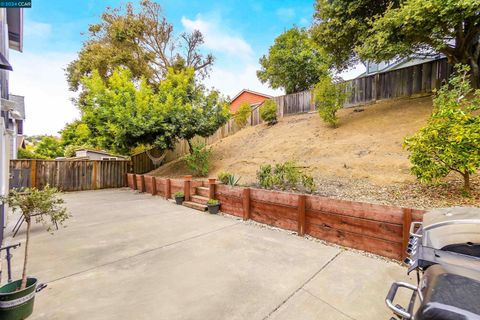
[0,186,69,320]
[207,199,220,214]
[174,191,185,205]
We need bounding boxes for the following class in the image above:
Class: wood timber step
[195,186,210,197]
[183,201,207,212]
[191,194,209,205]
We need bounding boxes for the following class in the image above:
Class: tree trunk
[187,139,193,154]
[462,172,471,194]
[469,58,480,89]
[20,218,30,290]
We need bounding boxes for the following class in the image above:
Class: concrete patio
[2,189,414,320]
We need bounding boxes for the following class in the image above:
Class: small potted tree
[207,199,220,214]
[0,186,69,320]
[174,191,185,205]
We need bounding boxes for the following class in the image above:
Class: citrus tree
[314,76,348,127]
[404,66,480,193]
[260,100,278,125]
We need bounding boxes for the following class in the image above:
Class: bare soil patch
[151,96,479,209]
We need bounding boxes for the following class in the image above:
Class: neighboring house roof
[75,148,127,159]
[231,89,272,102]
[229,89,272,114]
[357,54,445,78]
[9,94,25,119]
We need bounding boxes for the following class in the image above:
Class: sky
[9,0,365,136]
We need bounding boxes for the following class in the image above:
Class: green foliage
[66,0,213,93]
[404,66,480,192]
[72,67,229,155]
[17,148,48,160]
[257,161,316,193]
[257,161,302,190]
[312,0,480,86]
[314,76,348,127]
[260,100,278,125]
[174,191,184,198]
[218,171,232,184]
[302,175,316,194]
[184,143,211,177]
[60,120,92,149]
[34,136,64,159]
[257,27,329,94]
[235,102,251,128]
[207,199,219,205]
[226,174,241,187]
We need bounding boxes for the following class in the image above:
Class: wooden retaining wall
[127,174,425,260]
[9,160,128,191]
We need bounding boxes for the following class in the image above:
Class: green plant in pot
[207,199,220,214]
[174,191,185,205]
[0,186,69,320]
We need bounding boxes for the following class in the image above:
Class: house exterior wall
[229,92,270,114]
[75,150,125,160]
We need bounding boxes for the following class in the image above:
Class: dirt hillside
[151,96,479,209]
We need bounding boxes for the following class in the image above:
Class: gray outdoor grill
[385,207,480,320]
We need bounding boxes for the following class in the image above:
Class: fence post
[132,174,137,190]
[92,160,98,190]
[30,159,37,188]
[165,178,171,199]
[151,176,157,195]
[297,195,306,236]
[402,208,413,260]
[242,188,250,221]
[184,175,192,201]
[208,178,216,200]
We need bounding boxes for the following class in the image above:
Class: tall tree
[66,0,213,92]
[257,27,329,94]
[312,0,480,87]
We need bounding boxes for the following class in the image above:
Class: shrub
[256,161,304,190]
[207,199,219,205]
[404,66,480,193]
[174,191,184,198]
[235,102,251,128]
[218,171,233,184]
[184,143,211,177]
[260,99,278,125]
[17,148,48,160]
[302,174,316,194]
[226,174,241,186]
[314,75,348,127]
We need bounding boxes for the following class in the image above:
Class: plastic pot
[0,278,37,320]
[175,196,185,205]
[207,204,220,214]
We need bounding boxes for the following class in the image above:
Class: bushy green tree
[257,27,329,94]
[17,148,48,160]
[184,143,211,177]
[34,136,64,159]
[312,0,480,87]
[404,66,480,192]
[235,102,251,128]
[260,100,278,125]
[314,76,348,127]
[159,68,230,153]
[60,120,93,149]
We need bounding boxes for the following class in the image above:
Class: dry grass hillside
[152,96,479,209]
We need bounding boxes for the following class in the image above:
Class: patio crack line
[262,250,343,319]
[302,289,357,320]
[45,221,241,285]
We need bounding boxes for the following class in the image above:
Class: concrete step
[195,186,210,197]
[191,195,209,205]
[183,201,207,212]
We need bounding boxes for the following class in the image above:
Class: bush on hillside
[260,100,278,125]
[404,66,480,194]
[314,76,348,127]
[256,161,316,193]
[184,143,211,177]
[235,102,251,128]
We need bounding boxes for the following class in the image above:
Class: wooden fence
[10,160,129,191]
[127,174,425,260]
